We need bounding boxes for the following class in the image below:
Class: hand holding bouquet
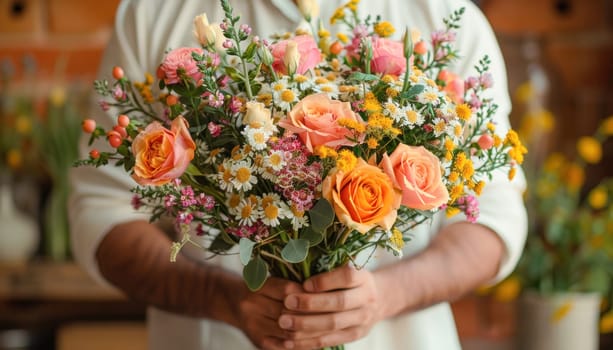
[77,0,525,339]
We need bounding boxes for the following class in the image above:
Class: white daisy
[243,126,272,151]
[236,199,261,226]
[231,160,258,192]
[264,150,286,171]
[400,106,425,129]
[417,85,442,106]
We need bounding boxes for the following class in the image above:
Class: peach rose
[278,93,363,152]
[132,116,196,186]
[380,144,449,210]
[322,159,401,234]
[271,35,322,75]
[159,47,204,85]
[371,38,406,76]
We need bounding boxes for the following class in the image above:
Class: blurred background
[0,0,611,349]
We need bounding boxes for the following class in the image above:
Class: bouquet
[77,0,525,335]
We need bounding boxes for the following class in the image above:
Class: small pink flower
[438,69,464,103]
[208,122,222,137]
[271,35,322,75]
[160,47,204,85]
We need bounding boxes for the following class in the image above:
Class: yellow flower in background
[543,152,566,172]
[601,311,613,333]
[577,136,602,164]
[600,115,613,136]
[15,115,32,135]
[49,86,67,107]
[493,276,521,302]
[564,162,585,192]
[6,149,23,169]
[514,81,534,104]
[588,185,608,210]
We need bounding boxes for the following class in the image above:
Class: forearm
[375,221,504,318]
[95,220,246,328]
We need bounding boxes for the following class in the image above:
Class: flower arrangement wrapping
[77,1,525,341]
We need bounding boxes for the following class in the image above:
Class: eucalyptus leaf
[300,226,324,246]
[239,238,256,266]
[308,199,334,233]
[281,238,309,263]
[243,255,268,291]
[209,232,235,253]
[348,72,379,82]
[401,84,425,99]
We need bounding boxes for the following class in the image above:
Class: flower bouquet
[77,0,523,329]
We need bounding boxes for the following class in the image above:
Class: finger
[259,336,291,350]
[242,293,285,319]
[278,308,366,333]
[303,265,366,292]
[258,277,304,300]
[284,287,370,312]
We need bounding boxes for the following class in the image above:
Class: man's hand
[237,277,304,350]
[276,265,384,349]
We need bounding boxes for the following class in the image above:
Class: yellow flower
[15,115,32,135]
[601,311,613,333]
[493,276,521,302]
[374,21,395,38]
[543,153,566,172]
[455,104,472,121]
[390,228,405,249]
[508,167,517,181]
[446,206,460,217]
[336,149,358,172]
[600,115,613,136]
[336,32,349,44]
[588,185,608,209]
[577,136,602,164]
[514,82,534,104]
[474,181,485,195]
[564,163,585,191]
[367,137,378,149]
[6,149,23,169]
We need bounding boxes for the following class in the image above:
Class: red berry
[478,134,494,150]
[107,130,123,148]
[117,114,130,127]
[166,94,179,106]
[82,119,96,133]
[112,66,124,80]
[89,149,100,159]
[113,125,128,138]
[329,41,343,55]
[414,41,427,55]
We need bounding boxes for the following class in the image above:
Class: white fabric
[68,0,527,349]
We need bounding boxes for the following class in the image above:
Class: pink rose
[380,144,449,210]
[271,35,322,75]
[371,38,406,76]
[160,47,204,85]
[132,116,196,186]
[438,69,465,103]
[278,93,364,152]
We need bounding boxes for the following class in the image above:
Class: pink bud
[478,134,494,150]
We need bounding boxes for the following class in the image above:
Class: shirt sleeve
[441,1,528,284]
[68,0,171,287]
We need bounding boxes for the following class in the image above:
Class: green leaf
[401,84,425,99]
[243,42,258,61]
[348,72,379,82]
[308,199,334,233]
[583,267,611,294]
[243,255,268,291]
[281,238,309,263]
[239,238,256,266]
[208,231,236,253]
[224,66,243,81]
[300,226,324,246]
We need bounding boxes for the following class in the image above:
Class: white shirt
[68,1,527,349]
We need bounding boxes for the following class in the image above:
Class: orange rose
[278,93,363,152]
[322,159,401,234]
[132,116,196,186]
[380,144,449,210]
